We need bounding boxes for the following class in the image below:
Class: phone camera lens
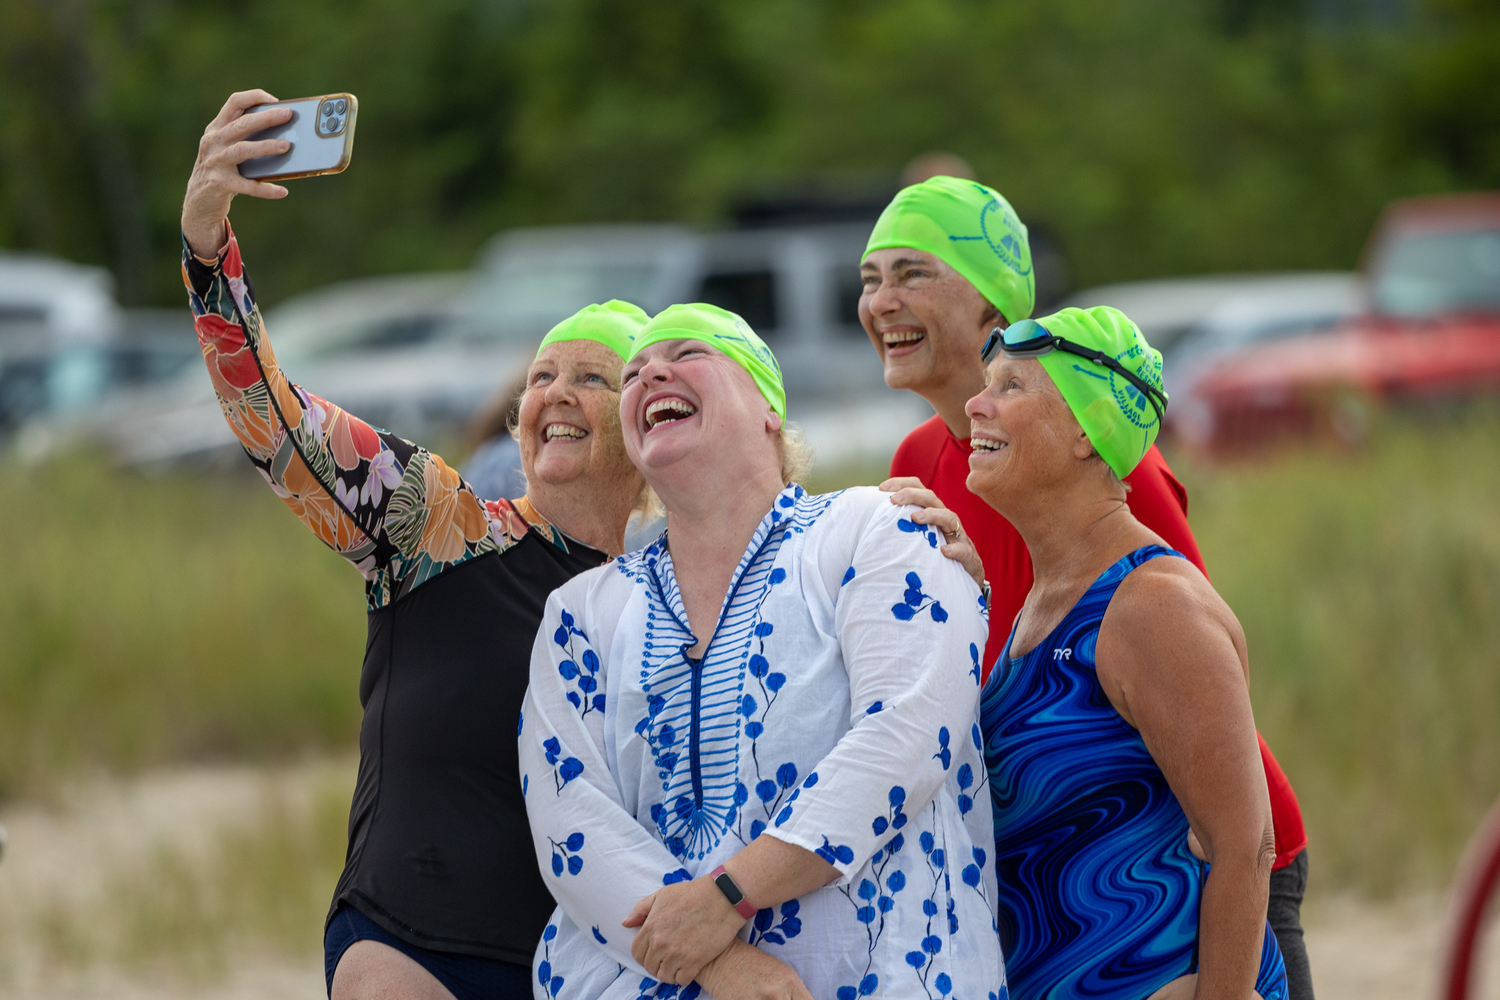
[334,99,347,114]
[321,101,335,117]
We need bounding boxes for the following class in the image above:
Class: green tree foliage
[0,0,1495,305]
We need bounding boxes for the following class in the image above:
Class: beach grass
[1172,409,1500,897]
[0,454,366,801]
[3,410,1499,898]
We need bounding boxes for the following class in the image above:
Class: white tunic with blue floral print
[519,485,1005,1000]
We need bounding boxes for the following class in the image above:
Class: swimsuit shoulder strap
[1052,544,1188,648]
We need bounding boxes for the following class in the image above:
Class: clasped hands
[623,877,812,1000]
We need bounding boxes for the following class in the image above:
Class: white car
[0,252,120,443]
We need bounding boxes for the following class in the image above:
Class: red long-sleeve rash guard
[890,414,1307,869]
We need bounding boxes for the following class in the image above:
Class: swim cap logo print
[1031,305,1167,478]
[1106,345,1162,432]
[948,185,1034,290]
[863,176,1036,323]
[712,317,782,376]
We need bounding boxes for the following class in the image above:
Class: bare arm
[622,834,838,984]
[695,941,814,1000]
[1096,562,1275,1000]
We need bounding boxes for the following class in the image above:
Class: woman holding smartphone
[181,90,650,1000]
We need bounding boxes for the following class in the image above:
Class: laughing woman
[968,307,1287,1000]
[182,91,649,1000]
[519,305,1002,1000]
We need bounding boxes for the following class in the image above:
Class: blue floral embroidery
[549,831,585,876]
[630,486,836,863]
[905,812,949,998]
[544,736,584,794]
[933,727,952,770]
[896,516,942,548]
[538,923,564,997]
[892,572,949,623]
[958,724,991,816]
[554,608,604,718]
[970,642,983,685]
[815,836,855,866]
[962,844,991,909]
[835,829,909,999]
[662,867,692,884]
[749,899,803,946]
[873,784,909,836]
[842,566,856,586]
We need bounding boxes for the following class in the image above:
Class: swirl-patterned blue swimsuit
[980,545,1287,1000]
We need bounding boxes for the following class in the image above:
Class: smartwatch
[709,864,758,920]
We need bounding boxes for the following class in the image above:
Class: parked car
[1161,274,1362,437]
[1064,274,1301,358]
[461,220,928,434]
[68,214,938,471]
[0,252,120,444]
[80,271,474,466]
[1180,192,1500,452]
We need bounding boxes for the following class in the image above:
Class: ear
[1071,425,1094,461]
[766,408,784,433]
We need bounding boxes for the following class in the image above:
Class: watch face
[715,871,744,904]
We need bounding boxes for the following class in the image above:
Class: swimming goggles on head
[980,318,1168,426]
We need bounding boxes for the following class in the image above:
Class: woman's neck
[526,476,638,558]
[661,468,785,565]
[1007,483,1141,591]
[656,465,786,654]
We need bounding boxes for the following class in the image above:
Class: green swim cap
[629,303,786,419]
[536,299,649,360]
[863,176,1035,324]
[1003,306,1166,479]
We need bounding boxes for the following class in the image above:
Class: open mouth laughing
[970,432,1007,453]
[644,396,697,430]
[881,328,927,353]
[543,423,588,442]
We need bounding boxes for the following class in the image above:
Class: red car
[1180,192,1500,452]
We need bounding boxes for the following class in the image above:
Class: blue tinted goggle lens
[981,318,1054,364]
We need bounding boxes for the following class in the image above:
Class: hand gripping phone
[238,94,358,181]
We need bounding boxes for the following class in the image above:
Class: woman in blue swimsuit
[962,306,1288,1000]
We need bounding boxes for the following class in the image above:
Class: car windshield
[1374,227,1500,317]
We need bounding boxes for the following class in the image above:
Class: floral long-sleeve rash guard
[181,223,561,607]
[181,224,606,965]
[520,485,1007,1000]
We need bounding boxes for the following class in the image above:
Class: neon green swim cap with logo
[536,299,649,359]
[1016,305,1167,479]
[863,175,1035,324]
[628,303,786,419]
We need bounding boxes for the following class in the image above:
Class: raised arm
[180,91,492,606]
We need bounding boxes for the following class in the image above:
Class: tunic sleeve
[519,584,687,976]
[180,224,492,607]
[763,500,987,884]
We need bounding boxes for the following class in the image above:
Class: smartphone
[238,94,358,181]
